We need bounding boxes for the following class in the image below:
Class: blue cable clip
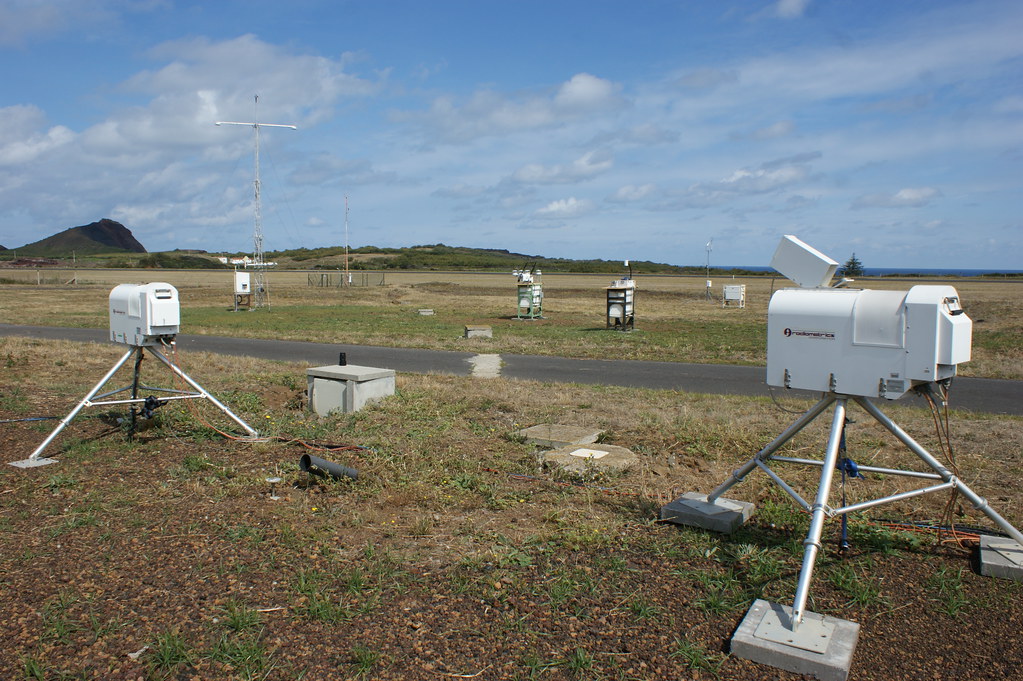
[839,457,865,479]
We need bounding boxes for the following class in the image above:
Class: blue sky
[0,0,1020,269]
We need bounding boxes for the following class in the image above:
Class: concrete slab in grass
[539,443,637,475]
[514,424,603,448]
[731,599,859,681]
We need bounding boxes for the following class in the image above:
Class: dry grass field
[0,327,1021,680]
[1,268,1021,378]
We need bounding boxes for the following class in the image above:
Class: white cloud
[553,73,623,112]
[775,0,812,19]
[511,150,613,185]
[738,13,1023,103]
[432,183,488,199]
[0,105,74,165]
[399,73,626,144]
[0,0,145,47]
[678,156,817,208]
[590,124,679,146]
[750,120,795,140]
[288,153,398,186]
[608,184,657,203]
[672,68,739,91]
[852,187,942,209]
[534,197,594,219]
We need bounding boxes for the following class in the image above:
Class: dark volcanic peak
[75,219,147,253]
[15,218,147,256]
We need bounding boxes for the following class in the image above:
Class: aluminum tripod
[10,342,260,468]
[705,392,1023,631]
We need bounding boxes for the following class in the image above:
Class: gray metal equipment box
[306,364,396,416]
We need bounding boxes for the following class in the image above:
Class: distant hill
[262,243,761,275]
[12,219,146,257]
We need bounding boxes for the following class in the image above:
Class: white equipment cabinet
[109,283,180,346]
[767,285,971,399]
[722,284,746,308]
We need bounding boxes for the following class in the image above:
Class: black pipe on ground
[299,453,359,481]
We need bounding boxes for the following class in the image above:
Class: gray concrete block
[731,599,859,681]
[418,309,435,315]
[464,325,493,338]
[514,424,602,448]
[659,492,754,534]
[306,364,396,416]
[979,535,1023,581]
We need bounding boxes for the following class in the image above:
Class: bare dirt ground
[1,337,1021,680]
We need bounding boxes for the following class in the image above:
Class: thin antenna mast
[705,238,713,300]
[344,194,350,287]
[215,95,297,308]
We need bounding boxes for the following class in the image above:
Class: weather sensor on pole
[216,95,297,309]
[10,283,259,468]
[660,235,1023,680]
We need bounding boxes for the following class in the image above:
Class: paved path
[1,323,1019,415]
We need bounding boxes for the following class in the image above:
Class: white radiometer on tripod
[109,283,180,346]
[767,236,972,399]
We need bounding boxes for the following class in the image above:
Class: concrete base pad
[515,424,603,448]
[9,457,60,468]
[979,535,1023,581]
[539,443,637,476]
[659,492,754,534]
[731,599,859,681]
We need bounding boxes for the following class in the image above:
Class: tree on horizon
[841,253,865,277]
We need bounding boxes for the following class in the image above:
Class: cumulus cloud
[398,73,625,144]
[534,197,594,219]
[553,73,623,112]
[852,187,942,209]
[511,150,613,185]
[608,184,657,203]
[0,105,74,165]
[0,34,382,242]
[679,154,819,207]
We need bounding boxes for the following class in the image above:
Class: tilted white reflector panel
[770,235,838,289]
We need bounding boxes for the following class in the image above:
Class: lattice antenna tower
[216,95,297,308]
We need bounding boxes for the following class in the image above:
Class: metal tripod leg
[856,397,1023,546]
[147,347,259,438]
[128,349,144,439]
[790,398,847,629]
[11,347,139,467]
[708,394,836,504]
